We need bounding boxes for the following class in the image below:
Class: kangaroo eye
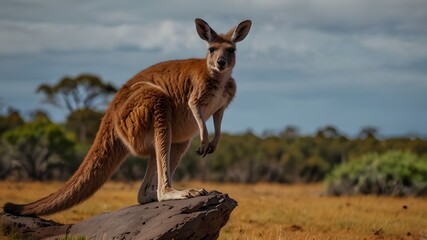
[227,48,236,53]
[208,47,216,53]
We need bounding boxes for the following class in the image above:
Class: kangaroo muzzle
[216,57,227,70]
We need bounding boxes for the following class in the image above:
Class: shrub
[2,117,76,180]
[326,151,427,196]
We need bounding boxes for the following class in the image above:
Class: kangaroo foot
[158,187,208,201]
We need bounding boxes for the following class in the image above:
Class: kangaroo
[3,18,251,216]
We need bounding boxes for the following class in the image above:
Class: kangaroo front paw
[158,187,208,201]
[197,141,216,157]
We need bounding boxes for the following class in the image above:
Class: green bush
[326,151,427,196]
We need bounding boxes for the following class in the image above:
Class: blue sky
[1,0,426,137]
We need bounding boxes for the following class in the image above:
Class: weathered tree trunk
[1,191,236,240]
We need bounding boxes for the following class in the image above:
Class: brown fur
[3,18,251,216]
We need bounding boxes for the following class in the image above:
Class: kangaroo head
[195,18,252,74]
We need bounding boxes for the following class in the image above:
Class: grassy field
[0,181,426,239]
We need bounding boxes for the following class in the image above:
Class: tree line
[1,74,426,182]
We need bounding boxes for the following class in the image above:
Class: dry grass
[1,181,426,239]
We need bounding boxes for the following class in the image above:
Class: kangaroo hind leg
[137,154,158,204]
[152,95,207,201]
[138,141,201,204]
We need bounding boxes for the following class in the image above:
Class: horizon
[1,105,424,140]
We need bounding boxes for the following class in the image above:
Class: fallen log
[1,191,237,240]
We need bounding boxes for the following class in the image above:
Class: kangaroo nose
[217,58,226,67]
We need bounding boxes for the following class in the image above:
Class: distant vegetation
[1,74,427,196]
[175,132,427,186]
[326,151,427,196]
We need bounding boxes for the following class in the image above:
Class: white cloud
[360,34,427,57]
[0,20,199,55]
[240,0,427,30]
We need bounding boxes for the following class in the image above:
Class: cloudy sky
[1,0,426,137]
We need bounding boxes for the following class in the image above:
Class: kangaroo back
[3,112,128,216]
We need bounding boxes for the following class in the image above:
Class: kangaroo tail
[3,115,128,216]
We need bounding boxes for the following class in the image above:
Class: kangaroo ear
[229,20,252,43]
[195,18,218,42]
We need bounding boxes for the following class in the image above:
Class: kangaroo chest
[202,92,224,120]
[199,78,230,119]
